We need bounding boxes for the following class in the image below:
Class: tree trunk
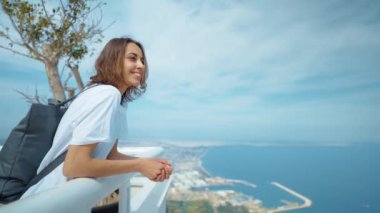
[66,87,76,98]
[71,65,85,91]
[44,59,66,101]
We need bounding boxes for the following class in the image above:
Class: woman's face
[122,42,145,90]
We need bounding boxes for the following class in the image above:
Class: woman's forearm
[63,144,168,180]
[63,157,142,178]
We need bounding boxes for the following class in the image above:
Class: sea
[201,143,380,213]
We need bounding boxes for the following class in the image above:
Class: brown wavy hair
[89,37,148,103]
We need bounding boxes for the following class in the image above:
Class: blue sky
[0,0,379,144]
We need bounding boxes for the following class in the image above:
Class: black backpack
[0,98,72,204]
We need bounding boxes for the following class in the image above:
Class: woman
[22,37,172,198]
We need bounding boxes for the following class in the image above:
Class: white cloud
[1,0,379,143]
[119,0,380,142]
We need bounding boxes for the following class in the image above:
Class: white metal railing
[0,146,171,213]
[130,176,172,213]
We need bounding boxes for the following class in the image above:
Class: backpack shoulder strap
[22,150,67,196]
[55,84,99,107]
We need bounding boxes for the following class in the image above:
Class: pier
[270,181,312,212]
[226,178,257,189]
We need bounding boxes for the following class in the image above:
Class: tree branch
[0,30,24,46]
[14,89,44,104]
[59,0,67,16]
[0,44,43,61]
[63,71,72,88]
[60,62,66,77]
[101,20,115,32]
[0,25,34,48]
[41,0,58,35]
[6,12,45,60]
[79,1,103,20]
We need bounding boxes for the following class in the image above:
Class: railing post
[119,179,131,213]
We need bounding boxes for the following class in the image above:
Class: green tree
[0,0,105,101]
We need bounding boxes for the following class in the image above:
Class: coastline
[165,143,314,212]
[127,141,378,212]
[165,145,267,212]
[198,149,212,177]
[199,146,312,212]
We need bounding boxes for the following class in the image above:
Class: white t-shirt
[21,85,128,199]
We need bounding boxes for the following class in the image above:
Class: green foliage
[217,203,249,213]
[0,0,105,99]
[0,0,104,62]
[167,200,214,213]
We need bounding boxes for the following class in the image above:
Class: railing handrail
[0,146,165,213]
[1,173,134,213]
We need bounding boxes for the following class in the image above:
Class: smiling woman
[123,43,146,88]
[91,38,148,103]
[20,37,172,199]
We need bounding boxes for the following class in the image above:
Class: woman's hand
[138,158,173,182]
[152,159,173,182]
[163,163,173,179]
[137,158,165,181]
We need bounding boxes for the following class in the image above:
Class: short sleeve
[69,86,121,145]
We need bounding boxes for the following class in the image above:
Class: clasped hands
[139,158,173,182]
